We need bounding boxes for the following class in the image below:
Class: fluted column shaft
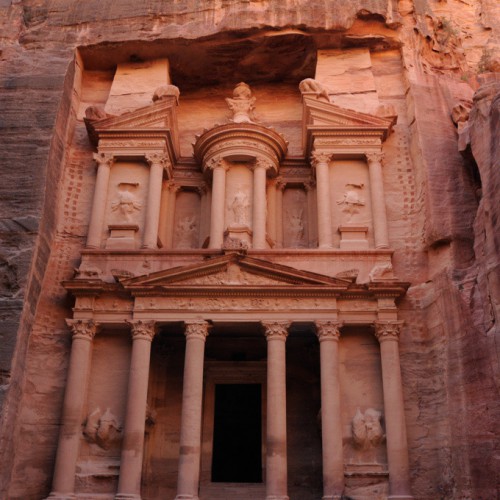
[116,321,156,500]
[375,321,413,499]
[48,320,98,499]
[316,321,344,500]
[311,152,333,248]
[165,182,179,249]
[367,152,389,248]
[176,321,210,500]
[253,160,269,249]
[275,179,285,248]
[143,155,167,249]
[263,321,290,500]
[87,153,113,248]
[208,161,227,249]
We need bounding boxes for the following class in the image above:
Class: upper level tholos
[83,58,397,253]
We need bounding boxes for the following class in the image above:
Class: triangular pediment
[85,97,180,153]
[303,96,395,130]
[120,253,350,290]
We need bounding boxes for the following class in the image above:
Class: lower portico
[51,251,412,500]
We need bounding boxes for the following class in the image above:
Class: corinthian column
[208,158,227,249]
[253,159,270,249]
[176,321,210,500]
[87,153,113,248]
[374,321,413,500]
[262,321,290,500]
[164,181,180,249]
[366,152,389,249]
[311,152,333,248]
[116,320,156,500]
[143,154,168,249]
[47,320,98,500]
[275,178,285,248]
[315,321,344,500]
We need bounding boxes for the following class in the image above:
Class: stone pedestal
[338,225,369,250]
[106,224,139,249]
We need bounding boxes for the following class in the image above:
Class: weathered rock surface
[0,1,499,499]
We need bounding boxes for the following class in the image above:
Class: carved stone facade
[2,12,498,499]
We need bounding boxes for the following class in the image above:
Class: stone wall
[0,1,499,498]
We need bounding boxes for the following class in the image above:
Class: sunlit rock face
[0,1,499,499]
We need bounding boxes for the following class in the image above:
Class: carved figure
[299,78,331,102]
[368,263,394,281]
[337,183,365,221]
[286,208,305,247]
[230,191,249,225]
[152,84,180,102]
[111,183,142,222]
[225,82,256,123]
[352,408,385,450]
[83,407,122,450]
[175,215,198,248]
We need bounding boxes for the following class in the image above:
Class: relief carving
[175,215,198,249]
[286,208,305,247]
[111,183,142,223]
[337,183,365,222]
[83,407,122,449]
[352,408,385,450]
[299,78,331,103]
[225,82,256,123]
[152,84,180,102]
[368,263,394,281]
[230,191,250,226]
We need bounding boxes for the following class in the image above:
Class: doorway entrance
[211,383,262,483]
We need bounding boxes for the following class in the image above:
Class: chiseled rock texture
[0,1,499,498]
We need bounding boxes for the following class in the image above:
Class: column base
[388,496,414,499]
[266,496,289,500]
[174,496,199,500]
[45,494,76,500]
[115,495,142,500]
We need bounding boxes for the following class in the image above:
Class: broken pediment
[301,95,396,155]
[119,253,351,291]
[85,92,180,160]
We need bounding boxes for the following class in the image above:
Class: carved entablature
[193,122,288,177]
[85,94,181,179]
[301,95,396,159]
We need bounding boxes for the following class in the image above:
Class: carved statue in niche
[337,183,365,222]
[230,190,250,226]
[83,407,122,450]
[299,78,331,103]
[352,408,385,451]
[175,215,198,248]
[225,82,256,123]
[286,208,305,247]
[111,182,142,223]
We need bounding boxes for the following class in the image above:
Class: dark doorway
[211,383,262,483]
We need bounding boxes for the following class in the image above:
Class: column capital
[310,151,332,167]
[365,151,384,165]
[315,320,342,342]
[206,156,229,171]
[253,157,273,171]
[374,320,404,343]
[262,321,291,340]
[93,152,114,167]
[127,319,156,342]
[145,152,171,170]
[184,320,210,341]
[66,319,98,341]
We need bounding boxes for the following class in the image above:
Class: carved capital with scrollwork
[253,157,273,171]
[145,153,170,170]
[66,319,99,341]
[310,151,332,167]
[374,320,403,343]
[184,320,210,341]
[365,152,384,165]
[315,320,343,342]
[262,321,291,341]
[127,319,156,342]
[206,156,228,172]
[93,152,114,168]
